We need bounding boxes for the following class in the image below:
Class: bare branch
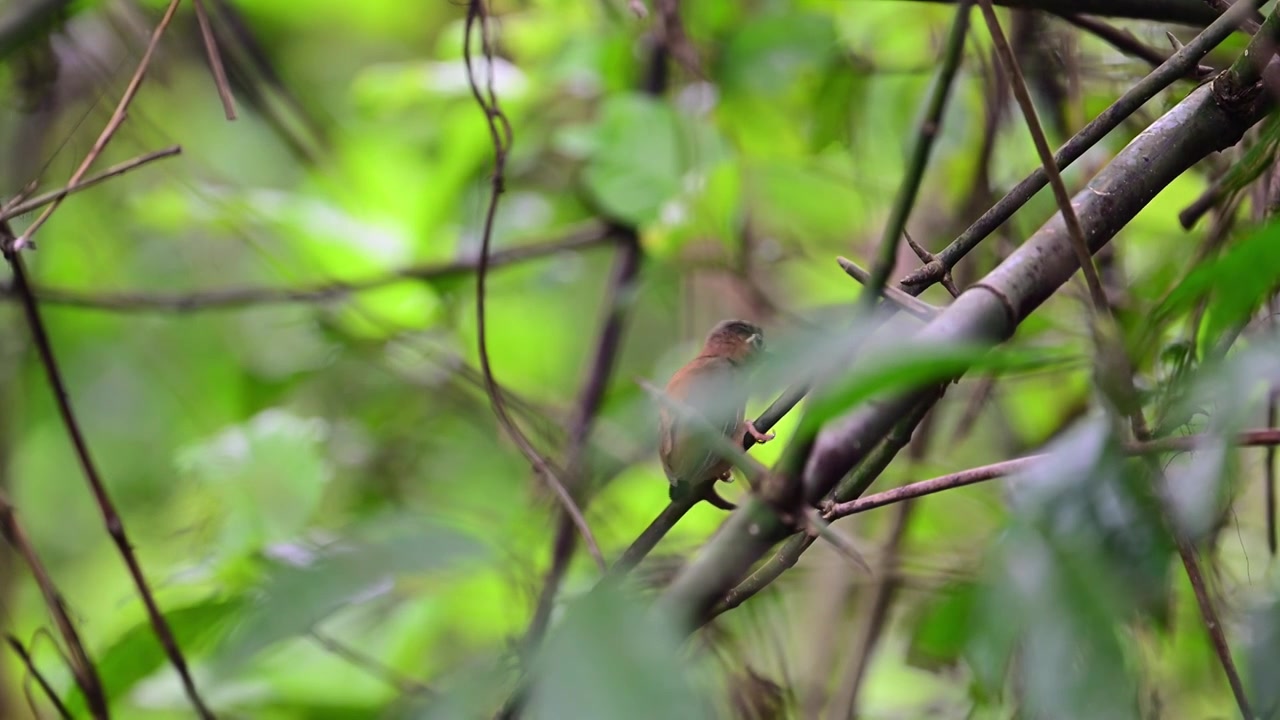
[192,0,238,120]
[0,146,182,223]
[2,223,214,718]
[8,0,183,253]
[1,223,612,313]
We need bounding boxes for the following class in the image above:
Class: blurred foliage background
[1,0,1279,717]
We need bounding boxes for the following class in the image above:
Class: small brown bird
[659,319,775,510]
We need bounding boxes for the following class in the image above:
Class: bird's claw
[746,420,775,443]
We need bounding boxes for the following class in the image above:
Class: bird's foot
[745,420,775,443]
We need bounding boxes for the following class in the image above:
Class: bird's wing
[661,356,746,487]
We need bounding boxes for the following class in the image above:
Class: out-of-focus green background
[0,0,1276,717]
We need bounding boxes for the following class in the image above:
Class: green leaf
[810,58,868,151]
[525,584,709,720]
[212,515,487,670]
[967,418,1167,715]
[582,94,682,225]
[798,343,1076,439]
[65,598,244,717]
[1154,218,1280,350]
[907,580,977,671]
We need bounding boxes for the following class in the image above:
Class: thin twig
[829,500,914,718]
[0,498,105,718]
[191,0,238,120]
[1057,14,1215,79]
[861,0,973,306]
[978,0,1110,314]
[462,0,602,568]
[0,146,182,223]
[1,223,612,313]
[712,396,938,620]
[827,429,1280,519]
[2,226,214,718]
[903,231,960,298]
[5,636,72,720]
[308,629,431,697]
[9,0,182,253]
[836,257,941,320]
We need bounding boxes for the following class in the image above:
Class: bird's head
[703,319,765,365]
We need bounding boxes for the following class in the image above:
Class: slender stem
[3,248,213,717]
[9,0,183,253]
[861,0,973,306]
[463,0,601,565]
[978,0,1109,313]
[6,636,72,719]
[525,230,641,648]
[0,146,182,223]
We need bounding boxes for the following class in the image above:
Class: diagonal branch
[900,1,1257,290]
[655,61,1273,631]
[906,0,1219,24]
[2,224,214,718]
[523,229,640,651]
[861,0,973,306]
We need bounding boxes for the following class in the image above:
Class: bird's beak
[748,333,764,351]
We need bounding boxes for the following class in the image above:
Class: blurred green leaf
[810,58,868,151]
[1154,218,1280,351]
[798,343,1076,439]
[1244,594,1280,719]
[212,515,487,670]
[65,598,244,717]
[583,94,683,225]
[525,584,709,720]
[907,580,977,671]
[718,11,837,99]
[968,418,1166,717]
[177,410,334,558]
